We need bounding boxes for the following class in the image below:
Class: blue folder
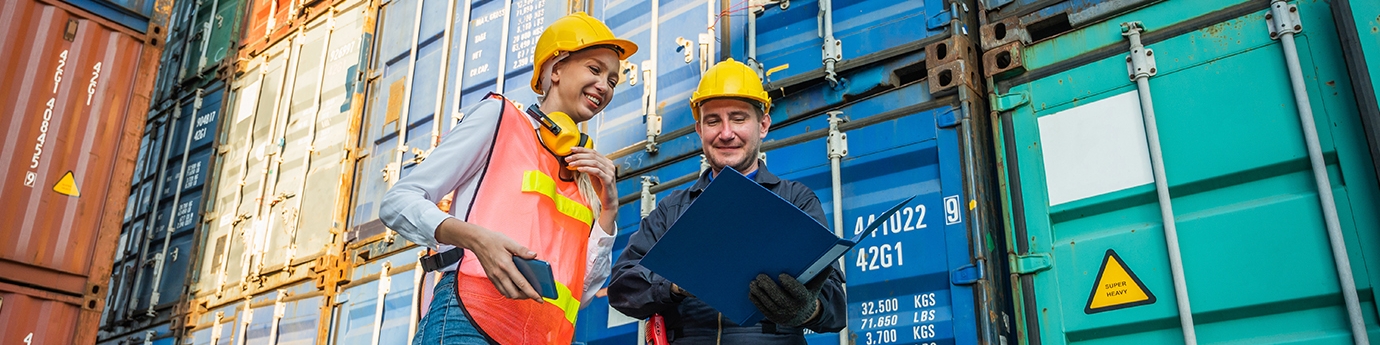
[640,167,917,326]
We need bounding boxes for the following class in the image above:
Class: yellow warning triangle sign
[1085,249,1155,314]
[53,171,80,197]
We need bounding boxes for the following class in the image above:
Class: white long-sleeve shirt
[380,98,615,306]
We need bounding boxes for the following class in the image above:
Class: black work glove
[747,267,832,327]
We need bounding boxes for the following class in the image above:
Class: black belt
[419,248,464,272]
[667,322,794,341]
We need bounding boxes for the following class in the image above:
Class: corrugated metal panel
[185,301,241,345]
[0,4,169,342]
[124,86,224,333]
[330,247,425,345]
[578,0,1009,341]
[230,281,322,345]
[181,0,244,81]
[0,282,85,344]
[740,0,948,88]
[579,77,1004,345]
[100,81,224,333]
[62,0,156,32]
[980,0,1156,40]
[241,0,299,58]
[293,0,372,257]
[199,0,371,304]
[587,0,719,169]
[200,61,263,296]
[348,0,569,241]
[453,0,505,109]
[596,0,965,177]
[992,0,1380,343]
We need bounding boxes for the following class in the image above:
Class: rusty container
[0,0,172,343]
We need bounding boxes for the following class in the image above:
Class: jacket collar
[689,160,780,194]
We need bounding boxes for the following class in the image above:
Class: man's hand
[436,218,544,302]
[566,146,618,233]
[748,268,832,327]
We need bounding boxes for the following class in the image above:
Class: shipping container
[0,282,90,344]
[985,0,1380,343]
[591,0,986,209]
[330,243,427,345]
[576,53,1010,345]
[0,0,171,342]
[99,81,226,344]
[126,0,1380,344]
[193,0,373,315]
[580,0,722,169]
[182,300,242,345]
[96,0,246,340]
[1330,0,1380,185]
[575,0,1012,343]
[182,0,376,344]
[348,0,573,242]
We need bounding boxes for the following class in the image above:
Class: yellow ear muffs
[526,105,594,158]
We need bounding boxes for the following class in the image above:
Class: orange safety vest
[454,95,593,344]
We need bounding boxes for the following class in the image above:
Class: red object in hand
[646,314,669,345]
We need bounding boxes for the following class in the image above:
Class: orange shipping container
[0,0,171,343]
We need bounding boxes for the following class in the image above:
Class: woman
[381,12,637,344]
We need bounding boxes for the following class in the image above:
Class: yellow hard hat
[690,58,771,121]
[531,12,639,94]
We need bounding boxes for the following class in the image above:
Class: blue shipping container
[101,81,226,341]
[579,33,1008,345]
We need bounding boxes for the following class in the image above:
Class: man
[380,12,637,345]
[607,59,848,344]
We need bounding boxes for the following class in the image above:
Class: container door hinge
[639,176,658,218]
[1121,22,1157,80]
[937,109,963,128]
[926,10,952,30]
[826,112,849,159]
[1010,253,1051,275]
[1266,1,1302,39]
[642,61,660,154]
[951,260,985,285]
[992,92,1029,112]
[749,0,788,12]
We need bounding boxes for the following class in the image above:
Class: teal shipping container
[986,0,1380,343]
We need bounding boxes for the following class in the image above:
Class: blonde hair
[576,173,602,223]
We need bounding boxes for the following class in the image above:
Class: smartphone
[512,257,559,300]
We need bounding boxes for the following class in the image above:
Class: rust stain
[1203,23,1224,37]
[1327,80,1336,87]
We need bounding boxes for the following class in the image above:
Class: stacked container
[339,1,574,344]
[96,0,243,343]
[982,0,1380,343]
[179,0,375,343]
[575,0,1017,344]
[0,0,174,343]
[76,0,1380,344]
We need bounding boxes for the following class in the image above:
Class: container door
[994,1,1380,343]
[0,284,83,345]
[350,0,458,241]
[591,0,720,167]
[738,0,947,88]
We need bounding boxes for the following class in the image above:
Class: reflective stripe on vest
[549,281,580,324]
[522,170,593,227]
[454,95,593,345]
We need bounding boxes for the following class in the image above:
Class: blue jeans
[413,271,490,345]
